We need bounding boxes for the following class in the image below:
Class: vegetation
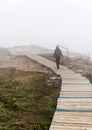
[0,68,60,130]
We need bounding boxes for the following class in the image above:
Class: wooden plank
[58,98,92,102]
[62,77,86,79]
[62,82,90,84]
[50,125,92,130]
[61,73,82,77]
[62,79,90,83]
[61,86,92,91]
[57,98,92,110]
[49,112,92,130]
[62,83,92,86]
[60,91,92,97]
[61,84,92,91]
[61,84,92,88]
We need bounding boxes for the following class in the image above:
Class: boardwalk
[15,52,92,130]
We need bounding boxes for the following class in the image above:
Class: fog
[0,0,92,56]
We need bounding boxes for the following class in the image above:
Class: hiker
[54,46,63,69]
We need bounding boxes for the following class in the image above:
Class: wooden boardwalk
[50,71,92,130]
[13,52,92,130]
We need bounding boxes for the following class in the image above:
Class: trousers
[56,58,60,69]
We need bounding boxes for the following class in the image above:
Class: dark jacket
[54,47,63,59]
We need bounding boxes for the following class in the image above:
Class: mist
[0,0,92,56]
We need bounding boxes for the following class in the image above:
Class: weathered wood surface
[62,79,90,83]
[61,84,92,91]
[50,112,92,130]
[60,91,92,97]
[50,76,92,130]
[57,98,92,110]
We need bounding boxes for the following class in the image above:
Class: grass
[0,68,60,130]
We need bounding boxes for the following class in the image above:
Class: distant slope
[0,47,12,61]
[9,44,53,55]
[0,47,11,56]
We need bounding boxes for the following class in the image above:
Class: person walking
[54,46,63,69]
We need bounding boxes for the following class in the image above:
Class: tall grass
[0,68,60,130]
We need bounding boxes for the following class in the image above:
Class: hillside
[0,47,12,61]
[0,46,60,130]
[0,45,92,75]
[9,44,53,55]
[0,46,52,73]
[0,45,92,129]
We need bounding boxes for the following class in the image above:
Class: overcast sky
[0,0,92,56]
